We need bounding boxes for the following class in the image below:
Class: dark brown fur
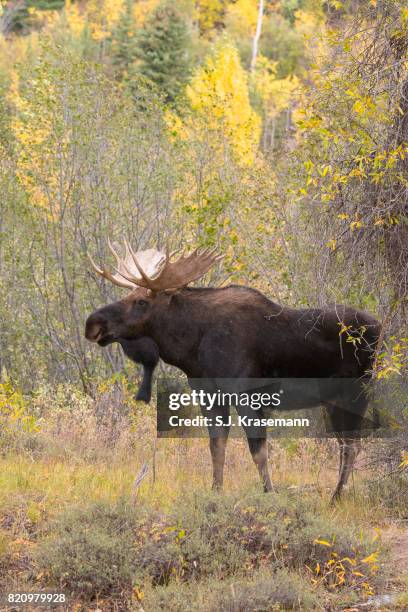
[85,284,381,500]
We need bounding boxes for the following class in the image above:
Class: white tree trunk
[250,0,264,72]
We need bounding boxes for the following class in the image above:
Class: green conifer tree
[2,0,65,35]
[28,0,65,8]
[111,0,139,76]
[135,1,191,103]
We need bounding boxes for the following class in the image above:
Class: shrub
[35,500,187,600]
[0,380,40,454]
[35,501,142,600]
[210,568,323,611]
[174,490,377,585]
[35,492,381,604]
[0,530,12,571]
[365,475,408,519]
[143,569,323,611]
[176,492,286,578]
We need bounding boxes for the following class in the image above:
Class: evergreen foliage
[111,0,139,75]
[28,0,65,8]
[135,1,191,102]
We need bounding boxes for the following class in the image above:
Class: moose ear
[163,288,185,297]
[166,289,188,308]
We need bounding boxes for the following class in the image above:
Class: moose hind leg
[248,437,273,493]
[331,438,361,503]
[325,385,367,503]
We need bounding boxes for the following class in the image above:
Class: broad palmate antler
[88,239,222,292]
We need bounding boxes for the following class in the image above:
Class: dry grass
[0,382,406,610]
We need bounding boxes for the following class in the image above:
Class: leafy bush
[143,568,323,611]
[36,501,142,600]
[35,492,381,604]
[175,490,378,587]
[0,379,40,454]
[36,500,187,600]
[25,382,151,463]
[0,530,12,570]
[365,475,408,519]
[209,568,322,611]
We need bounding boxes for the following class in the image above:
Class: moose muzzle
[85,312,114,346]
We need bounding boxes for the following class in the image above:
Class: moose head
[85,240,222,347]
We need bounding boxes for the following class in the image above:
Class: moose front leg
[135,364,155,403]
[119,337,159,403]
[209,435,229,490]
[205,404,231,490]
[247,437,273,492]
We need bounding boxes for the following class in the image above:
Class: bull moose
[85,241,381,501]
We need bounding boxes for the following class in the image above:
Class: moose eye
[138,299,148,307]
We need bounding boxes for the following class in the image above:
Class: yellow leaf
[399,451,408,468]
[350,220,363,230]
[341,556,356,566]
[186,42,261,165]
[372,527,381,542]
[133,587,144,600]
[361,551,379,564]
[314,539,332,547]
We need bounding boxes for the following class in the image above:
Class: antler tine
[87,252,104,276]
[125,239,154,288]
[87,252,136,289]
[121,238,144,280]
[210,248,223,261]
[174,246,222,288]
[107,239,121,266]
[203,247,220,258]
[101,267,133,288]
[195,247,217,260]
[208,248,222,261]
[106,238,139,283]
[164,245,180,262]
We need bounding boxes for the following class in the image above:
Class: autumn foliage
[0,0,407,609]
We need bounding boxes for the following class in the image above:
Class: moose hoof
[135,390,151,403]
[211,483,223,492]
[329,490,342,506]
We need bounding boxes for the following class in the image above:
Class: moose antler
[110,240,166,282]
[88,241,166,289]
[127,243,223,291]
[88,240,222,292]
[87,254,136,289]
